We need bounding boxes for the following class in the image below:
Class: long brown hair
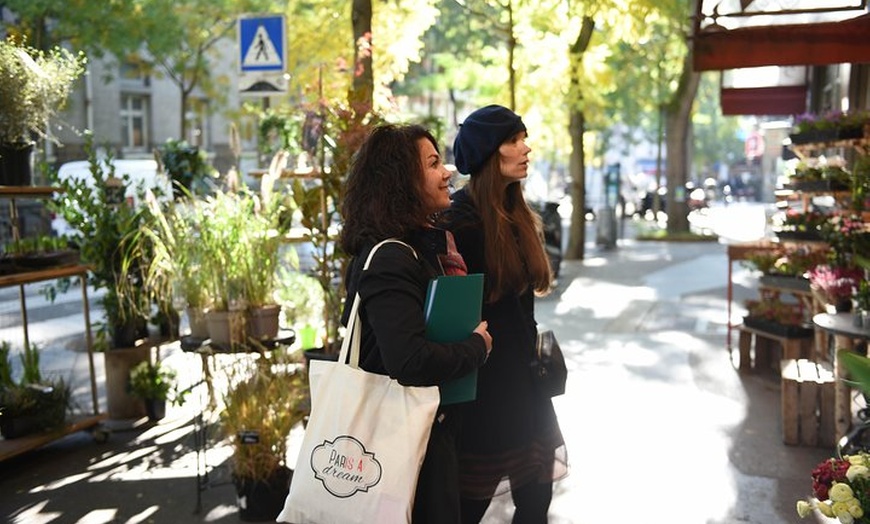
[466,153,552,301]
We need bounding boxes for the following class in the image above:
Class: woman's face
[418,137,451,215]
[498,131,532,184]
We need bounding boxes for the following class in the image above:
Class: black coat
[445,188,565,497]
[340,227,488,523]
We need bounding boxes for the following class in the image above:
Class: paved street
[0,203,836,523]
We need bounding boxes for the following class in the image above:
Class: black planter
[302,347,340,368]
[234,467,292,522]
[112,318,148,348]
[144,398,166,421]
[0,142,34,186]
[743,315,814,338]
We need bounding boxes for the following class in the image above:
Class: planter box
[784,180,850,192]
[743,316,814,338]
[759,274,811,293]
[774,230,823,242]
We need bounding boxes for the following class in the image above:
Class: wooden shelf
[0,186,62,198]
[0,414,107,462]
[0,264,90,288]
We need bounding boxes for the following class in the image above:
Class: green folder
[424,273,485,405]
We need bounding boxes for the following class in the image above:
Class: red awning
[693,1,870,71]
[720,85,807,115]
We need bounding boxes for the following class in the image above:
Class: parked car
[51,159,172,237]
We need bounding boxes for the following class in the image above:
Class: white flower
[847,465,870,481]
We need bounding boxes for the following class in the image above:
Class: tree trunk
[566,109,586,260]
[350,0,373,112]
[564,16,594,261]
[665,36,701,235]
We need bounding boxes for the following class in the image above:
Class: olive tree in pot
[220,351,309,522]
[0,38,85,185]
[47,134,156,420]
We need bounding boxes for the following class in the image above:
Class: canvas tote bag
[278,239,440,524]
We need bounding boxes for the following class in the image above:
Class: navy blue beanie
[453,105,526,175]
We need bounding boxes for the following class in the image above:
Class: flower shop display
[797,452,870,523]
[791,110,870,146]
[788,159,853,192]
[809,264,864,312]
[743,297,813,337]
[822,214,870,268]
[774,209,829,241]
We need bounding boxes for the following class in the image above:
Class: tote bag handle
[339,239,417,369]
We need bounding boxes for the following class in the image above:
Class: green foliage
[275,269,323,330]
[19,342,41,385]
[839,350,870,397]
[0,341,71,431]
[46,133,151,346]
[4,235,68,255]
[158,139,215,197]
[0,38,86,144]
[0,341,14,389]
[128,360,184,404]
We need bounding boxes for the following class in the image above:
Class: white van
[51,159,173,237]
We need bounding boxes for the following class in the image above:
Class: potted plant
[219,351,309,522]
[808,264,864,312]
[0,38,85,185]
[237,153,293,341]
[128,359,185,421]
[128,189,213,339]
[196,185,252,348]
[47,133,155,420]
[157,138,216,198]
[0,341,71,439]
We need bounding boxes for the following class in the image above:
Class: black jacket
[445,189,561,462]
[341,228,487,384]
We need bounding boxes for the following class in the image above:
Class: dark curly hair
[339,123,440,256]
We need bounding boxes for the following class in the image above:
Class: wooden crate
[738,325,812,372]
[781,359,836,447]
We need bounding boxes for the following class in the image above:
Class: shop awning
[693,1,870,71]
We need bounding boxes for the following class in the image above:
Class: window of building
[120,94,149,152]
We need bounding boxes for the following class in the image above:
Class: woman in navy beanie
[444,105,568,523]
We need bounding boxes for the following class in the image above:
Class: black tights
[460,481,553,524]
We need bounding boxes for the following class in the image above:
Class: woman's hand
[474,321,493,357]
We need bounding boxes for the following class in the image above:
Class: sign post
[238,14,287,96]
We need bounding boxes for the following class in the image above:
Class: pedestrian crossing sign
[238,15,285,73]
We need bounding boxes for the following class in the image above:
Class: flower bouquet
[797,453,870,523]
[808,264,864,309]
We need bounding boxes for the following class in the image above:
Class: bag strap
[339,239,418,368]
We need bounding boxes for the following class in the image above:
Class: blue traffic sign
[238,15,285,73]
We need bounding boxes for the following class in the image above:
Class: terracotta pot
[186,306,210,339]
[246,304,281,341]
[104,346,149,420]
[206,309,245,348]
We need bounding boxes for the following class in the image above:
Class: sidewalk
[0,220,832,524]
